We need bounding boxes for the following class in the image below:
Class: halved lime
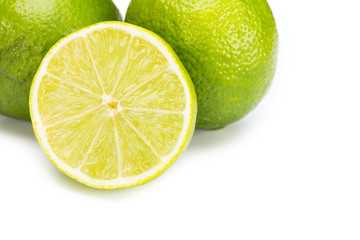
[30,22,197,189]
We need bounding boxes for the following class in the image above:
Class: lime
[0,0,121,120]
[126,0,279,129]
[30,22,197,189]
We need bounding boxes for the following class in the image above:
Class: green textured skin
[0,0,121,120]
[126,0,278,129]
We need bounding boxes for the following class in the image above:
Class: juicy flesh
[37,28,186,180]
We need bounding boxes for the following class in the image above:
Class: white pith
[30,22,193,189]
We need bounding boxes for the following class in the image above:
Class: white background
[1,0,360,239]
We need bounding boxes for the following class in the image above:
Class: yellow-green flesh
[31,23,196,188]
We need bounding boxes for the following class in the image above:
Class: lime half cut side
[30,22,197,189]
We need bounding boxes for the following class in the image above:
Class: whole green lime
[126,0,278,129]
[0,0,121,120]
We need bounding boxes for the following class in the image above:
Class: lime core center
[107,101,118,109]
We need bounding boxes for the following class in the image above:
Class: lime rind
[30,22,197,189]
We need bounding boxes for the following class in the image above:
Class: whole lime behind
[126,0,279,129]
[0,0,121,120]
